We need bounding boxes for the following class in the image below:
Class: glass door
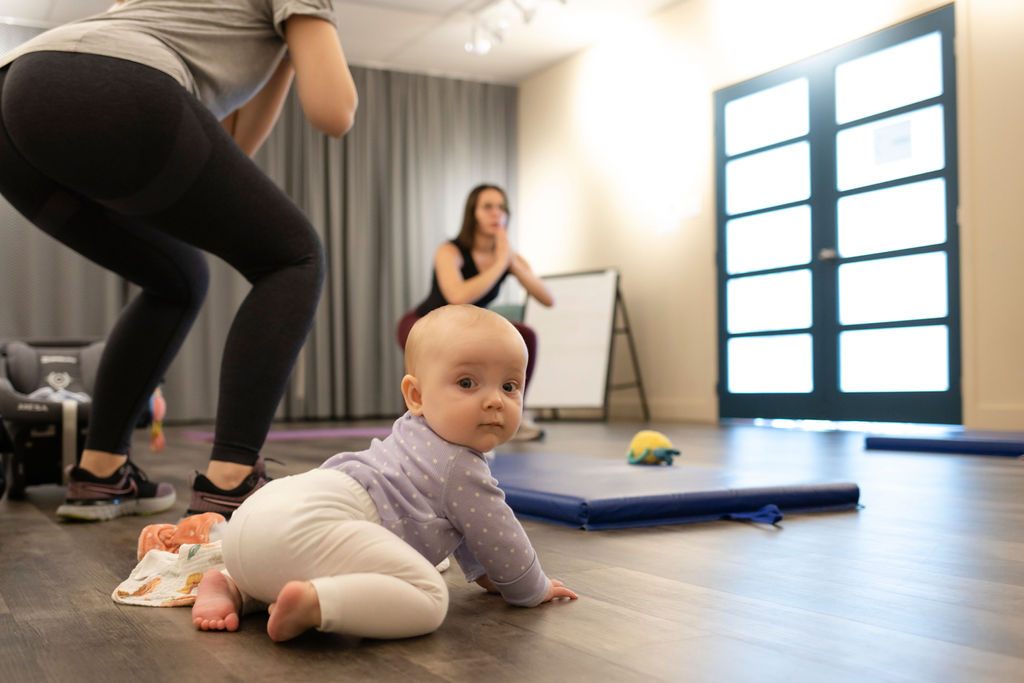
[715,6,960,423]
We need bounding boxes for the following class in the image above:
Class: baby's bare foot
[192,569,241,632]
[266,581,321,642]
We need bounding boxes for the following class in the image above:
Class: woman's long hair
[454,184,508,250]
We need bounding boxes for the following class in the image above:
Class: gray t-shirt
[320,412,552,608]
[0,0,336,120]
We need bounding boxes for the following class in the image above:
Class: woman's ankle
[78,450,128,478]
[204,460,255,490]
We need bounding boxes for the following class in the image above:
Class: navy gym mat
[865,434,1024,457]
[489,453,861,530]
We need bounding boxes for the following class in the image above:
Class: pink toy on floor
[137,512,226,561]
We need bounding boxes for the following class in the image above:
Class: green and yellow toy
[626,430,679,465]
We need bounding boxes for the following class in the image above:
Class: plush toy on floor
[627,430,679,465]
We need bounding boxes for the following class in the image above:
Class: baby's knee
[417,570,450,633]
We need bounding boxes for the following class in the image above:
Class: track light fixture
[464,22,492,54]
[465,19,506,55]
[464,0,567,57]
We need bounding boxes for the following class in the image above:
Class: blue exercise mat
[865,434,1024,457]
[489,453,860,530]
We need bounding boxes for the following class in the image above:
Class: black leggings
[0,52,325,465]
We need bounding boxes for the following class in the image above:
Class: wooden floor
[2,418,1022,682]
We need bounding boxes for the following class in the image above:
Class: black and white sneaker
[57,461,176,521]
[187,457,270,518]
[510,418,545,442]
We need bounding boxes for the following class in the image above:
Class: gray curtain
[0,23,42,55]
[0,30,518,423]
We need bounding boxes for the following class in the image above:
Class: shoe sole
[184,507,235,518]
[510,428,545,442]
[56,491,177,522]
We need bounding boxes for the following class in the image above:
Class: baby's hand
[475,575,500,594]
[543,579,578,603]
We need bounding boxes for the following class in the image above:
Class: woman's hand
[493,228,514,269]
[220,55,294,157]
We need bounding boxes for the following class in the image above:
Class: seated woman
[397,184,553,440]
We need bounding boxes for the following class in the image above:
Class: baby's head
[402,305,528,453]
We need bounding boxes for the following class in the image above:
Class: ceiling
[0,0,682,84]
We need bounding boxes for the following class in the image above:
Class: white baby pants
[221,468,449,638]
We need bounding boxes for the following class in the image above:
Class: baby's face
[414,322,526,453]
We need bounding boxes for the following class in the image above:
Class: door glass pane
[835,32,943,124]
[728,333,813,393]
[726,142,810,215]
[838,252,947,325]
[838,179,946,257]
[726,205,811,274]
[836,105,944,191]
[725,78,809,156]
[728,269,811,334]
[840,325,949,392]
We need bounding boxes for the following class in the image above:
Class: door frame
[714,5,960,424]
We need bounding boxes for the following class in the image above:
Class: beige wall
[518,0,1024,430]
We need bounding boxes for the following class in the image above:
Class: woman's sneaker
[57,461,176,521]
[187,457,270,518]
[510,417,545,442]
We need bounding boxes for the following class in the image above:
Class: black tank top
[414,240,509,316]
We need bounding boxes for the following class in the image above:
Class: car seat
[0,339,157,500]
